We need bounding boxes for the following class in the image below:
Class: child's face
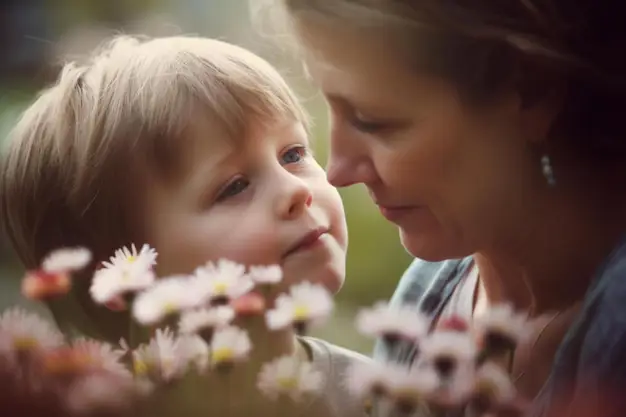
[141,117,347,293]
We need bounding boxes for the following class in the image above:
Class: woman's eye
[350,117,390,134]
[281,146,307,165]
[216,177,249,201]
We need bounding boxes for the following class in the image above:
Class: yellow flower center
[395,388,421,401]
[127,255,137,263]
[212,348,234,364]
[364,398,373,413]
[14,337,38,350]
[213,282,228,295]
[277,377,298,391]
[133,359,149,376]
[293,305,310,321]
[163,302,177,315]
[475,380,497,398]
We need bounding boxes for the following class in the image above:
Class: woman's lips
[378,205,419,222]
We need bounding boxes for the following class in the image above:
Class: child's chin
[311,262,345,294]
[283,262,345,294]
[327,268,346,294]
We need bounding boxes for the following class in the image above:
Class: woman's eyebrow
[325,93,396,116]
[326,93,372,111]
[325,93,350,107]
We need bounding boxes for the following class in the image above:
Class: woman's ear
[521,86,565,145]
[514,62,566,144]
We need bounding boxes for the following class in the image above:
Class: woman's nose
[325,125,378,187]
[326,153,378,188]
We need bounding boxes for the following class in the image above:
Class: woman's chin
[399,228,470,262]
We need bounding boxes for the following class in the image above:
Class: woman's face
[296,23,551,260]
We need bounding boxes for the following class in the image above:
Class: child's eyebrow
[184,147,235,196]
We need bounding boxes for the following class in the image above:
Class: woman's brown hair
[269,0,626,159]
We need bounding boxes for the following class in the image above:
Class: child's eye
[281,146,308,165]
[216,177,249,201]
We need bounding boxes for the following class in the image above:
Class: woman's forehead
[301,42,443,115]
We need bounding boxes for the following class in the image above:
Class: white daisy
[0,307,64,352]
[115,338,131,358]
[90,244,157,305]
[265,281,334,334]
[422,360,476,407]
[90,261,156,305]
[132,275,201,325]
[193,259,254,305]
[248,264,283,286]
[473,304,530,353]
[418,331,478,379]
[178,306,235,335]
[473,362,516,406]
[210,326,252,368]
[103,244,157,270]
[356,301,429,343]
[386,364,440,414]
[132,328,187,382]
[178,334,210,373]
[66,372,138,414]
[41,247,92,274]
[71,338,130,376]
[344,360,390,400]
[257,355,324,401]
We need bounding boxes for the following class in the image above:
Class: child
[0,35,369,417]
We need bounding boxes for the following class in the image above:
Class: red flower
[231,292,266,316]
[21,270,71,300]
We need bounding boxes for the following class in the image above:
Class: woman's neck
[474,163,626,316]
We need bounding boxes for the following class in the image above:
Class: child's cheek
[212,226,283,267]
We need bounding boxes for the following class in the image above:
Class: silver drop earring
[541,154,556,187]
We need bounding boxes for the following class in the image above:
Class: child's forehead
[184,113,306,153]
[172,115,306,176]
[177,116,239,166]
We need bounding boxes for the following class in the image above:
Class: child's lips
[283,227,330,259]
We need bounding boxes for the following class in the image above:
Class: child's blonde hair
[0,35,308,341]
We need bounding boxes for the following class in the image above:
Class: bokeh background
[0,0,413,353]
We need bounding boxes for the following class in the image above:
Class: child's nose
[275,179,313,220]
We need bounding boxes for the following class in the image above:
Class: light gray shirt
[298,337,372,417]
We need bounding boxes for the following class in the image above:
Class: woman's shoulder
[389,256,472,312]
[540,237,626,416]
[373,256,471,363]
[577,236,626,346]
[576,236,626,361]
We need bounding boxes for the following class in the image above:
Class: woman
[265,1,626,416]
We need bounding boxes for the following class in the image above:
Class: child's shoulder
[298,336,372,368]
[298,336,371,417]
